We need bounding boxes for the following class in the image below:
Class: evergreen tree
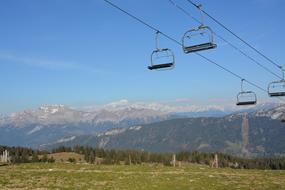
[41,154,48,163]
[89,151,95,164]
[31,152,39,162]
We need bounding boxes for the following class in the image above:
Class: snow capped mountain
[254,104,285,120]
[0,100,283,148]
[83,99,233,116]
[1,103,169,128]
[216,102,285,122]
[101,99,232,113]
[0,102,171,147]
[2,104,93,127]
[1,100,281,128]
[95,99,282,118]
[39,104,66,114]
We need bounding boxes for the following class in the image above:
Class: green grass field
[0,163,285,190]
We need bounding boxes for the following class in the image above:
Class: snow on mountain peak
[105,99,129,108]
[56,136,76,143]
[1,100,282,129]
[102,99,227,113]
[39,104,67,114]
[0,101,170,128]
[253,104,285,120]
[83,99,282,116]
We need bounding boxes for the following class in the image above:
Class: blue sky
[0,0,285,113]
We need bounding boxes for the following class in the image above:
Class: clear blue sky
[0,0,284,113]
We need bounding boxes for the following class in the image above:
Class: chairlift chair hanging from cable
[268,67,285,97]
[182,4,217,54]
[148,31,175,70]
[236,79,257,106]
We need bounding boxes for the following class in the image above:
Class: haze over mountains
[0,100,284,157]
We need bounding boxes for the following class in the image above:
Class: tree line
[52,145,285,170]
[0,145,53,163]
[1,145,285,170]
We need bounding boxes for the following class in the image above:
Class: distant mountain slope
[46,106,285,157]
[0,102,283,153]
[0,100,243,147]
[0,105,169,147]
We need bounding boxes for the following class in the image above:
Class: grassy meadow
[0,162,285,190]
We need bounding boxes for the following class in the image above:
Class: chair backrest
[149,48,175,71]
[268,80,285,97]
[236,91,257,106]
[182,26,216,53]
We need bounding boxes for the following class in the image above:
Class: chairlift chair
[268,80,285,97]
[182,25,217,54]
[236,79,257,106]
[148,31,175,71]
[236,91,257,106]
[268,67,285,97]
[182,4,217,54]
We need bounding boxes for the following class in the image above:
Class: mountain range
[0,100,284,157]
[0,104,169,147]
[42,103,285,157]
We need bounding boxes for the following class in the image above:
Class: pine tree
[89,151,95,164]
[31,152,39,162]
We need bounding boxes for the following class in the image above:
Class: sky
[0,0,285,114]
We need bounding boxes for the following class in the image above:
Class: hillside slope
[47,110,285,157]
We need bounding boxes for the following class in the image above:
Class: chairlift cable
[185,0,283,72]
[102,0,284,102]
[102,0,181,46]
[168,0,282,80]
[196,52,266,93]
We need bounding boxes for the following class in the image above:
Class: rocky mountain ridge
[43,104,285,157]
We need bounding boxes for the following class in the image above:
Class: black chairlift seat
[183,42,217,54]
[268,92,285,97]
[149,31,175,71]
[182,25,217,54]
[236,101,256,106]
[148,63,174,70]
[149,46,175,71]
